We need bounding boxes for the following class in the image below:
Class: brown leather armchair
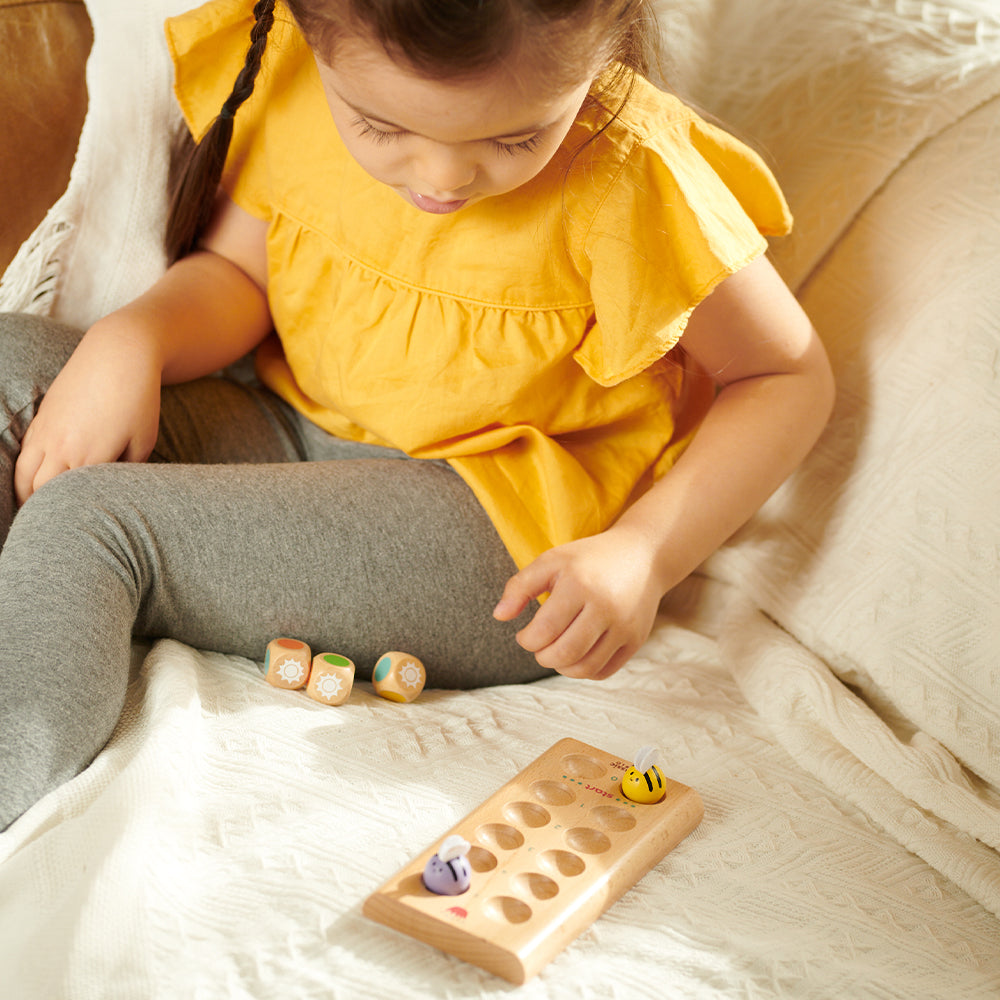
[0,0,92,275]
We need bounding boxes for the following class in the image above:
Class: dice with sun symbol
[264,637,312,689]
[306,652,355,706]
[372,651,426,703]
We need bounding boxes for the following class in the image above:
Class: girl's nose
[414,142,476,197]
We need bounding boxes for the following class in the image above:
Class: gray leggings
[0,313,544,829]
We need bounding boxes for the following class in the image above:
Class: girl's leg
[0,313,81,546]
[0,337,542,827]
[145,377,537,680]
[0,312,308,543]
[0,459,541,827]
[0,312,317,827]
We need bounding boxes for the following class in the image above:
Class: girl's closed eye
[352,115,404,144]
[492,133,544,157]
[352,113,544,158]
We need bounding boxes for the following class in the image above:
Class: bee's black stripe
[643,767,664,793]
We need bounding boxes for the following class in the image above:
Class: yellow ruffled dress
[166,0,792,568]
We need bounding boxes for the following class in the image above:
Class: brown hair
[165,0,657,263]
[287,0,655,82]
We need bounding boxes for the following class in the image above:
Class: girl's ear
[164,0,277,264]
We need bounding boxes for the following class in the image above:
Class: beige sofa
[1,1,998,997]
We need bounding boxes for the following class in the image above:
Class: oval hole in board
[476,822,525,852]
[468,845,498,872]
[589,805,638,832]
[484,895,533,924]
[511,872,559,901]
[564,827,612,855]
[503,801,551,828]
[530,780,576,806]
[538,849,586,878]
[561,754,606,780]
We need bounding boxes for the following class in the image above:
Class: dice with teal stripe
[372,651,426,702]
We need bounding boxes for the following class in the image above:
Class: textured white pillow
[642,0,1000,907]
[689,2,1000,898]
[715,95,1000,909]
[653,0,1000,806]
[658,0,1000,291]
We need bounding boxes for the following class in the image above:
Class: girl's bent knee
[2,464,148,642]
[17,462,121,518]
[7,464,151,584]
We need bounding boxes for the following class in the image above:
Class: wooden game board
[363,737,704,984]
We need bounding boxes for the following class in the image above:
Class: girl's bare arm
[14,195,271,504]
[494,255,835,680]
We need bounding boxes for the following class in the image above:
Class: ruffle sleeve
[166,0,303,221]
[571,111,793,387]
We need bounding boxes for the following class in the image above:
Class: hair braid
[165,0,276,264]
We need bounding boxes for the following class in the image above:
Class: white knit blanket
[1,1,999,997]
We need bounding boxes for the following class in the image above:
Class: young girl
[0,0,833,829]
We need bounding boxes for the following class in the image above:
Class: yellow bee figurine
[620,745,666,804]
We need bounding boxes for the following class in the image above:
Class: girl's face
[314,35,596,214]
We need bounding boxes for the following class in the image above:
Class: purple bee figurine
[422,834,472,896]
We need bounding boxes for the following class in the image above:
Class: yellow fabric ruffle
[166,0,792,568]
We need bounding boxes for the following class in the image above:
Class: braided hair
[165,0,276,264]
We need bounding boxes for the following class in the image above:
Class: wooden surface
[363,737,704,984]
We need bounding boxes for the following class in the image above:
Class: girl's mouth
[408,190,469,214]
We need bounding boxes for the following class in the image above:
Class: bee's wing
[634,745,658,773]
[437,834,471,862]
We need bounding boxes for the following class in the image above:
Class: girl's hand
[14,318,163,504]
[493,256,834,684]
[493,525,666,681]
[12,199,272,507]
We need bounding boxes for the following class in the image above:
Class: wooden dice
[306,653,355,706]
[263,639,424,705]
[264,637,312,689]
[372,651,426,703]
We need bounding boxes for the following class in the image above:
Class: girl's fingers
[524,600,616,671]
[13,447,43,505]
[535,624,609,674]
[555,625,630,678]
[492,558,555,621]
[515,588,584,653]
[15,453,71,505]
[547,630,637,681]
[494,536,658,680]
[122,433,156,464]
[591,642,638,681]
